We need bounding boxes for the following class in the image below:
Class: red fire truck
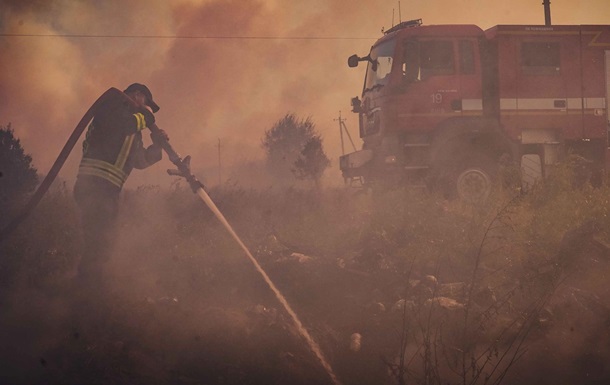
[340,18,610,202]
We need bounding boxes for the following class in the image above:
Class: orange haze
[1,0,609,187]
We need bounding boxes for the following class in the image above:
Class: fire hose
[0,88,342,385]
[0,88,118,243]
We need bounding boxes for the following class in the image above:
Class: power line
[0,33,377,40]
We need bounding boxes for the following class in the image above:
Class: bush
[262,113,320,183]
[0,123,38,221]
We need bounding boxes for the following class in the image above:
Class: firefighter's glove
[151,129,170,145]
[141,107,156,127]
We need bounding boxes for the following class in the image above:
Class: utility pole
[334,111,358,156]
[217,138,222,186]
[335,111,346,155]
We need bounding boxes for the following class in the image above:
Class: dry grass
[1,163,610,384]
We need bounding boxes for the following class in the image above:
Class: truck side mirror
[351,97,362,113]
[348,54,377,71]
[348,55,360,68]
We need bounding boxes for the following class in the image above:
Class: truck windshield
[364,39,396,91]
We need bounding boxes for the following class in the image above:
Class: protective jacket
[75,91,162,192]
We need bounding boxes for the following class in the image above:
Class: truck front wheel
[443,156,497,204]
[456,166,493,203]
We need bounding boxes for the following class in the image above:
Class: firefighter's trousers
[73,178,120,291]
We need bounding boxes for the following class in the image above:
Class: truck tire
[449,156,497,204]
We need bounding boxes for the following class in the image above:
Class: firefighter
[73,83,168,292]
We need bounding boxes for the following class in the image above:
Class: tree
[292,135,330,188]
[0,123,38,216]
[262,113,317,181]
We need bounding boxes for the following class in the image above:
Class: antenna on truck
[388,2,402,32]
[398,1,402,24]
[384,18,422,35]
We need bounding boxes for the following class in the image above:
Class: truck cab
[342,20,509,201]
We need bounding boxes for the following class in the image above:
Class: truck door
[395,38,462,132]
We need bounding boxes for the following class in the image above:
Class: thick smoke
[0,0,608,187]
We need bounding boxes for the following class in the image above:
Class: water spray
[153,126,342,385]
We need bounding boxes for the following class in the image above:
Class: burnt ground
[2,185,610,384]
[0,243,400,385]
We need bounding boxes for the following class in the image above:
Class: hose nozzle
[167,155,205,192]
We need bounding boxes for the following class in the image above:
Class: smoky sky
[1,0,608,187]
